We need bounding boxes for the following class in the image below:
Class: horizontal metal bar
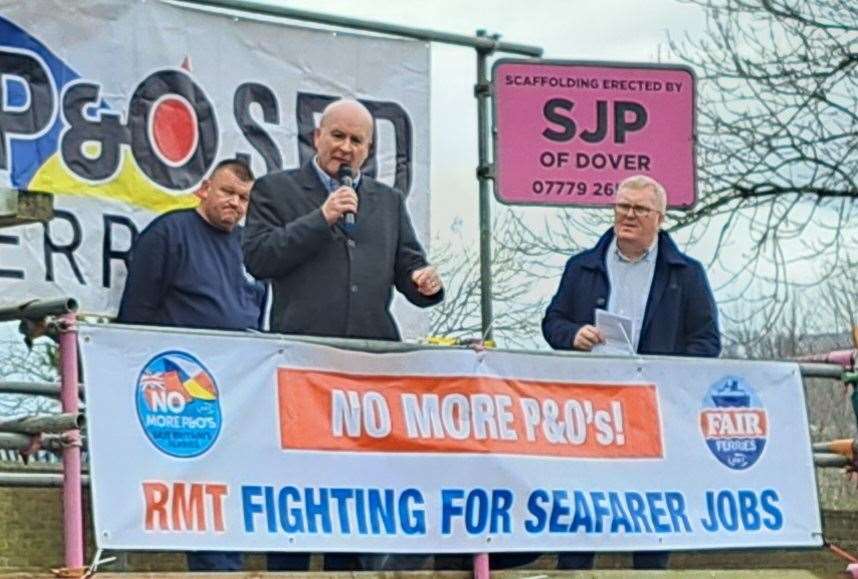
[0,412,83,435]
[796,349,855,368]
[812,439,856,456]
[0,471,89,488]
[0,380,85,399]
[0,297,78,322]
[813,453,850,468]
[96,323,858,369]
[107,322,447,353]
[800,363,846,380]
[0,432,31,451]
[0,381,59,397]
[0,432,73,452]
[171,0,543,56]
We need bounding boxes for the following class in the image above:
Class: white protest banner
[80,323,822,553]
[0,1,430,336]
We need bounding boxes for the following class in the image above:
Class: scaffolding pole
[59,312,84,571]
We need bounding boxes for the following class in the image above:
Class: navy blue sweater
[117,209,265,331]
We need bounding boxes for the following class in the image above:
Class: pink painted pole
[59,312,84,570]
[797,349,856,369]
[473,553,490,579]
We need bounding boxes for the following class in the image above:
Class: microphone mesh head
[337,164,353,181]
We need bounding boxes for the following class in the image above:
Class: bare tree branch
[429,210,547,348]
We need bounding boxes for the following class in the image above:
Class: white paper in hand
[592,309,636,356]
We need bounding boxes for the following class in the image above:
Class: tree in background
[720,274,857,508]
[669,0,857,326]
[429,211,547,349]
[501,0,855,338]
[0,337,58,417]
[0,334,61,463]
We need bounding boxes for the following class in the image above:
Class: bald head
[313,98,374,178]
[319,99,373,135]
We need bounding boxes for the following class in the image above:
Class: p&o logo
[699,375,768,470]
[135,351,222,458]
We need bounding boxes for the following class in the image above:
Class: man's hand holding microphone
[320,163,443,297]
[321,165,358,225]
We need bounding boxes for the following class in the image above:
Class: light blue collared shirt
[606,235,658,351]
[311,156,361,193]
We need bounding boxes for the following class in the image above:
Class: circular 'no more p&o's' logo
[135,351,222,458]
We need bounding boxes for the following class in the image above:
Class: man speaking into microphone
[243,98,443,342]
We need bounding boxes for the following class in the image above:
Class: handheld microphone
[337,164,355,226]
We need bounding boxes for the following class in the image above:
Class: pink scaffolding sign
[492,60,697,208]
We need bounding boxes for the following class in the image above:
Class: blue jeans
[557,551,670,569]
[186,552,243,571]
[187,552,311,571]
[324,553,429,570]
[490,553,541,569]
[267,552,310,571]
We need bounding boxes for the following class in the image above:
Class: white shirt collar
[613,236,658,264]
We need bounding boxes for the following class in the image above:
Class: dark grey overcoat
[243,162,442,340]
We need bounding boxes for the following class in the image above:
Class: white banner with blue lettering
[80,323,823,552]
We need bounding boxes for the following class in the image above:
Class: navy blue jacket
[542,229,721,357]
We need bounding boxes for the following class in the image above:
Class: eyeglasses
[614,203,661,218]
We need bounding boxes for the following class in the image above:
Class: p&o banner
[0,0,430,332]
[80,324,822,553]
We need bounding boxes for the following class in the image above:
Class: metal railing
[0,298,83,573]
[2,300,857,575]
[801,350,858,472]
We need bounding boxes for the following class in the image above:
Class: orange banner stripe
[278,369,663,459]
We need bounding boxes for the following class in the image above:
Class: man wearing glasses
[543,174,719,358]
[540,174,720,570]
